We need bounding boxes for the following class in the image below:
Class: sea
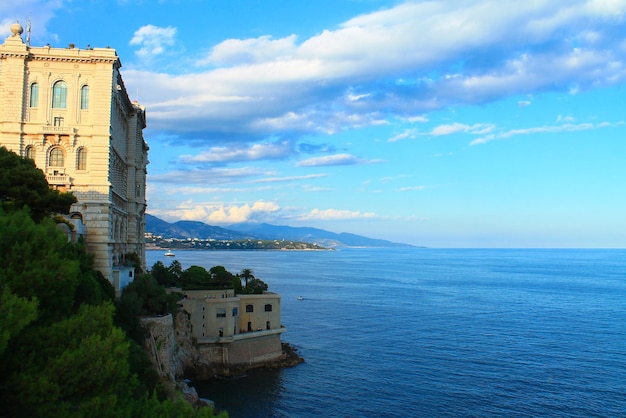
[146,248,626,417]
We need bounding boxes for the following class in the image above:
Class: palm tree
[240,268,254,287]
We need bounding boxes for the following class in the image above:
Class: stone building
[181,289,285,370]
[0,22,148,290]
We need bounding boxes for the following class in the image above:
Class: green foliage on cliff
[0,150,225,418]
[115,274,182,343]
[240,277,269,294]
[0,209,107,322]
[147,262,268,294]
[0,208,225,417]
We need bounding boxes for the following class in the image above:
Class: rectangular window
[265,304,272,312]
[29,83,39,107]
[54,117,64,126]
[216,309,226,318]
[76,148,87,170]
[80,85,89,110]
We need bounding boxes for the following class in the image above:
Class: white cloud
[298,208,376,221]
[151,200,280,224]
[251,173,327,184]
[122,0,626,138]
[469,121,614,145]
[388,128,417,143]
[201,35,298,66]
[149,166,274,184]
[130,24,177,57]
[296,153,383,167]
[406,115,429,123]
[556,114,576,123]
[429,122,495,136]
[398,185,426,192]
[180,141,293,164]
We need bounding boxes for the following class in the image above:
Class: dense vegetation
[144,261,268,294]
[0,147,226,417]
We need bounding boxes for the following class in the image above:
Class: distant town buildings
[0,22,148,290]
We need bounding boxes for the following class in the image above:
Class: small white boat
[297,296,304,301]
[164,250,175,257]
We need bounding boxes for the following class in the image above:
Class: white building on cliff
[0,22,148,290]
[181,289,285,371]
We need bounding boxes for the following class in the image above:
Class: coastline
[146,244,334,251]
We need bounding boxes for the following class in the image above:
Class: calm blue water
[146,248,626,417]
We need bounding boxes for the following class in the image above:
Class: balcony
[45,172,71,187]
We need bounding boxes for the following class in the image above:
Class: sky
[3,0,626,248]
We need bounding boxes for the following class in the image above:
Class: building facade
[181,289,284,341]
[0,23,148,290]
[180,289,285,371]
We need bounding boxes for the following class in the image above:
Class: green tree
[181,265,212,288]
[243,277,269,294]
[240,268,254,287]
[0,287,38,355]
[150,260,183,287]
[209,265,235,288]
[0,303,135,417]
[0,208,81,322]
[151,260,173,286]
[0,158,223,417]
[168,260,183,284]
[71,238,116,307]
[120,274,169,315]
[0,146,76,221]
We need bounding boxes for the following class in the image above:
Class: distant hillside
[145,214,250,241]
[145,214,415,248]
[227,223,415,248]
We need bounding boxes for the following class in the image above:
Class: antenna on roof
[26,17,31,46]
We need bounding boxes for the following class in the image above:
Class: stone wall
[141,310,300,382]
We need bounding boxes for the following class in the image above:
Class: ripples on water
[146,248,626,417]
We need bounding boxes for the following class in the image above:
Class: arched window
[49,147,64,167]
[52,80,68,109]
[80,85,89,110]
[25,145,35,160]
[29,83,39,107]
[264,304,273,312]
[245,304,254,313]
[76,147,87,170]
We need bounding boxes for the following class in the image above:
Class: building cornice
[28,55,119,64]
[1,40,120,67]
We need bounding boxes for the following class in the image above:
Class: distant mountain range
[145,214,416,248]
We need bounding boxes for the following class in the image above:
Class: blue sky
[3,1,625,248]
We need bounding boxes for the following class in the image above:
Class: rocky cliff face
[141,311,217,382]
[141,312,203,405]
[141,310,303,384]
